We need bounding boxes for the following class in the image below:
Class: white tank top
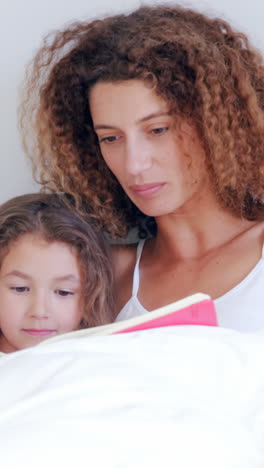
[115,240,264,332]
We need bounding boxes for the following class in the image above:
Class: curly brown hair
[19,4,264,237]
[0,193,115,327]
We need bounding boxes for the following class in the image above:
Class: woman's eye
[98,135,119,144]
[11,286,29,293]
[150,127,168,135]
[55,289,74,297]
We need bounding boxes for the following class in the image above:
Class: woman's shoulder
[111,243,140,313]
[111,243,139,279]
[260,220,264,243]
[248,219,264,245]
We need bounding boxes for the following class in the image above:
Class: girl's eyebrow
[3,271,80,283]
[54,275,80,283]
[94,112,171,130]
[3,270,30,280]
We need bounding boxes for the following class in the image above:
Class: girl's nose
[28,293,49,319]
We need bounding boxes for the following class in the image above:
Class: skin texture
[0,233,83,353]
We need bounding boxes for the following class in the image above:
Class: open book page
[40,292,217,347]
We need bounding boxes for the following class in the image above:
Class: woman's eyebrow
[137,111,170,123]
[93,124,116,130]
[94,112,171,130]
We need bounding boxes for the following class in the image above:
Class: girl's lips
[22,329,56,337]
[129,183,165,198]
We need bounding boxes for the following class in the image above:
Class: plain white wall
[1,0,264,203]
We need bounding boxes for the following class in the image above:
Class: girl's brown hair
[0,193,115,326]
[20,4,264,237]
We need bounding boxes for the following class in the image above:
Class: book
[41,293,217,346]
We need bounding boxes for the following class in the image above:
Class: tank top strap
[132,239,146,296]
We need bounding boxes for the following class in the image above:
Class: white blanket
[0,326,264,467]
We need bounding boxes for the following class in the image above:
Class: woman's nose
[125,139,153,176]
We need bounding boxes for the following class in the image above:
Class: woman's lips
[129,183,165,198]
[22,329,56,337]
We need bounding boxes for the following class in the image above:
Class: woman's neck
[153,194,256,260]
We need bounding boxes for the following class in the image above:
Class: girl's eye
[11,286,29,293]
[55,290,74,297]
[150,127,168,136]
[98,135,119,144]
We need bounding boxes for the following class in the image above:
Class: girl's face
[90,79,212,218]
[0,233,83,353]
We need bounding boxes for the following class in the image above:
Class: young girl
[0,192,115,353]
[20,5,264,331]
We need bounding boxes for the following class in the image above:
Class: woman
[20,5,264,331]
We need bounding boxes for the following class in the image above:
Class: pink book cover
[42,293,217,346]
[114,294,217,335]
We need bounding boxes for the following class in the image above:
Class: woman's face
[90,79,211,217]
